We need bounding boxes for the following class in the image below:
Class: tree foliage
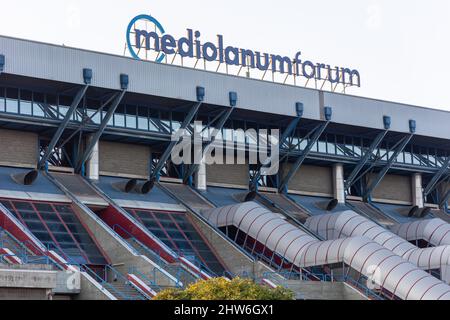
[154,277,294,300]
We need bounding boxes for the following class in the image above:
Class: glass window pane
[5,88,18,113]
[0,88,5,112]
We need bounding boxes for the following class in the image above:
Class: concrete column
[412,173,424,208]
[195,160,207,191]
[86,134,99,181]
[333,163,346,203]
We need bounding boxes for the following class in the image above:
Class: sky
[1,0,450,110]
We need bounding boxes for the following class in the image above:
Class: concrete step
[108,281,147,300]
[126,234,199,287]
[282,280,368,300]
[262,193,310,222]
[348,201,395,226]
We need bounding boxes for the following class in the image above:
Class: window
[127,208,225,274]
[5,88,18,114]
[19,90,33,116]
[1,199,106,265]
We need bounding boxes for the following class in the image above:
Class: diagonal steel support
[423,157,450,197]
[278,121,330,193]
[344,130,388,190]
[363,133,414,200]
[38,84,89,169]
[250,114,302,191]
[74,90,126,172]
[439,189,450,208]
[183,105,235,184]
[150,101,203,181]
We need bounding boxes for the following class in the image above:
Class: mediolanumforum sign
[126,14,361,88]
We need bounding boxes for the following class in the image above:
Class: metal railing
[112,224,191,287]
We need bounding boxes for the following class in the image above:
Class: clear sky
[1,0,450,110]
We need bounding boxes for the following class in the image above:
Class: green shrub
[154,277,294,300]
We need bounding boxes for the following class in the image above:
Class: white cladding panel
[1,36,450,140]
[324,92,450,138]
[0,36,319,119]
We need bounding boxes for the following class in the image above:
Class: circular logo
[126,14,166,63]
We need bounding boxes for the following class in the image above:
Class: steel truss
[363,133,414,201]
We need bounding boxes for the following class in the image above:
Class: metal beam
[423,157,450,197]
[74,90,126,172]
[38,84,89,169]
[344,130,388,190]
[250,114,302,190]
[278,121,330,193]
[150,101,202,181]
[363,133,414,200]
[183,105,235,184]
[439,189,450,208]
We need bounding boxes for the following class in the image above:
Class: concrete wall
[0,287,50,300]
[368,173,412,204]
[206,164,249,188]
[282,164,333,196]
[285,281,367,300]
[75,273,113,301]
[0,268,56,289]
[3,36,450,141]
[99,141,150,179]
[0,129,38,168]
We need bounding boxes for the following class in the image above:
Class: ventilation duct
[326,199,338,211]
[244,191,257,202]
[135,180,154,194]
[393,206,419,218]
[112,179,137,193]
[315,199,338,211]
[205,202,450,300]
[408,206,420,217]
[417,207,432,218]
[11,170,38,186]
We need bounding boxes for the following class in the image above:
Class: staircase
[281,279,368,300]
[125,238,199,287]
[431,209,450,223]
[347,200,396,226]
[0,228,26,255]
[261,193,310,222]
[108,280,147,300]
[160,183,213,212]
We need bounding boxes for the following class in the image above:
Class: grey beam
[363,127,415,201]
[151,102,203,182]
[183,103,236,184]
[423,157,450,197]
[75,89,126,172]
[38,84,89,169]
[278,107,332,193]
[345,117,390,190]
[251,103,304,191]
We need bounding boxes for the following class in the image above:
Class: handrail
[112,224,166,264]
[255,192,324,241]
[261,269,384,301]
[81,264,140,300]
[0,231,63,269]
[128,266,164,292]
[367,200,400,224]
[112,224,189,287]
[0,202,47,252]
[42,244,146,300]
[83,176,179,259]
[335,274,385,301]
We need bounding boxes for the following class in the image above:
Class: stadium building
[0,28,450,300]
